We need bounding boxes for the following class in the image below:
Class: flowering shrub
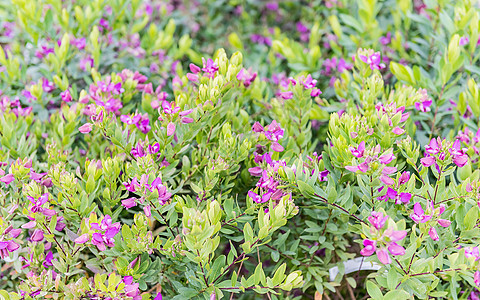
[1,0,480,299]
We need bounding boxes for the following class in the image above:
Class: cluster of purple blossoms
[322,57,352,86]
[0,91,33,117]
[0,225,21,259]
[360,211,407,264]
[359,50,386,70]
[121,113,151,134]
[75,215,120,251]
[414,89,433,112]
[378,171,412,204]
[248,152,289,205]
[410,201,451,241]
[296,21,310,42]
[157,100,193,137]
[252,120,285,152]
[306,152,330,182]
[250,34,272,46]
[345,142,395,175]
[186,58,219,82]
[122,174,172,216]
[236,68,257,87]
[421,138,469,168]
[88,77,125,114]
[35,44,54,59]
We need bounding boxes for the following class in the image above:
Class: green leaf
[366,281,383,299]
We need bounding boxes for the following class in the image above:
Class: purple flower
[0,174,14,185]
[425,138,441,155]
[414,99,432,112]
[237,68,257,87]
[154,293,163,300]
[438,219,451,227]
[453,155,469,167]
[466,247,480,260]
[379,32,391,45]
[252,122,264,133]
[460,36,469,46]
[167,122,176,136]
[380,175,394,185]
[360,239,376,256]
[359,51,386,70]
[420,155,436,167]
[410,202,432,223]
[379,151,395,164]
[31,230,44,242]
[265,2,278,10]
[61,90,72,102]
[202,58,219,78]
[122,197,137,209]
[79,123,93,133]
[387,242,405,256]
[392,126,405,135]
[428,227,439,241]
[42,78,55,93]
[387,188,411,204]
[398,172,410,185]
[349,141,365,158]
[276,91,293,100]
[368,211,388,230]
[301,74,317,89]
[264,120,284,142]
[376,248,391,264]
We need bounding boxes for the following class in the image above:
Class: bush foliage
[1,0,480,299]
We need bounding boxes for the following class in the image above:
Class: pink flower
[121,197,137,209]
[237,68,257,87]
[189,63,201,74]
[368,211,388,230]
[428,227,439,241]
[0,174,14,185]
[252,122,264,133]
[376,248,391,264]
[410,202,432,223]
[387,188,411,204]
[61,90,72,102]
[349,141,365,158]
[360,239,376,256]
[475,271,480,286]
[379,151,395,164]
[79,123,93,133]
[359,52,386,70]
[459,36,469,46]
[276,91,293,100]
[31,230,44,242]
[202,58,219,78]
[144,205,151,217]
[271,142,284,152]
[398,172,410,185]
[437,219,451,227]
[415,99,432,112]
[380,175,394,185]
[425,138,441,155]
[392,127,405,135]
[387,242,405,256]
[75,233,90,244]
[167,122,176,136]
[384,228,407,241]
[453,155,468,167]
[420,156,435,167]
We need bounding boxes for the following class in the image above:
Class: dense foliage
[1,0,480,299]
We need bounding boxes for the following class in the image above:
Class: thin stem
[314,193,367,225]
